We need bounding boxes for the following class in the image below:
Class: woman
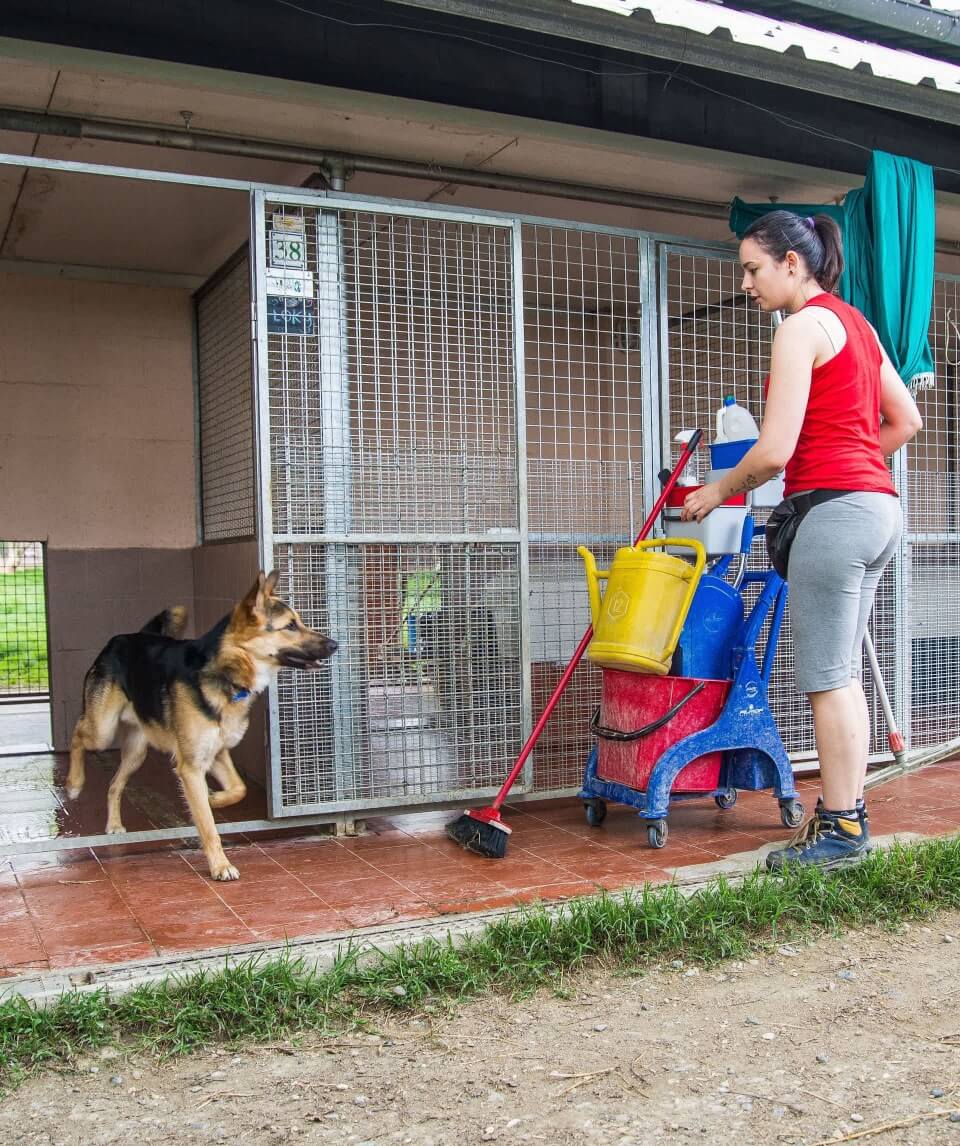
[681,210,922,870]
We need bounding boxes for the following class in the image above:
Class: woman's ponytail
[811,214,843,292]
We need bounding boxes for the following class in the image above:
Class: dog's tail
[140,606,188,639]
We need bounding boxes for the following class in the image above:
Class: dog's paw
[211,862,240,882]
[105,822,127,835]
[66,786,82,801]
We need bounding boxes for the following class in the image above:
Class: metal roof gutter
[387,0,960,123]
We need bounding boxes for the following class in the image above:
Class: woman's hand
[682,482,724,522]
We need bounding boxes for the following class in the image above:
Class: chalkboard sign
[266,297,316,336]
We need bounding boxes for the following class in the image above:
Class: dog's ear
[245,571,279,613]
[240,573,269,621]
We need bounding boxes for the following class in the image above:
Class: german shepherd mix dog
[67,572,337,881]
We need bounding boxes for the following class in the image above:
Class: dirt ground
[6,914,960,1146]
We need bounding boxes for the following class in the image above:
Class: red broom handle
[490,429,703,810]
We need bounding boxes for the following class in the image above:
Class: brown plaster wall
[48,542,268,789]
[47,547,194,751]
[0,273,197,549]
[0,270,201,753]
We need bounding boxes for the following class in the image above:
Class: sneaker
[766,808,868,872]
[815,796,870,847]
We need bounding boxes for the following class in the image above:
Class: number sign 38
[270,231,307,269]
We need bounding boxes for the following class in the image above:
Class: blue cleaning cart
[578,521,804,849]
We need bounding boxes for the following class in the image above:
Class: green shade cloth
[728,199,845,237]
[729,150,936,391]
[841,151,935,393]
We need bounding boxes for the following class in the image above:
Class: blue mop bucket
[709,438,757,470]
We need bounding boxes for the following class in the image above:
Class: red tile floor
[1,754,959,980]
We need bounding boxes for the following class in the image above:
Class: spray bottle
[674,429,701,486]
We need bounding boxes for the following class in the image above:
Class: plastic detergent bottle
[715,395,760,443]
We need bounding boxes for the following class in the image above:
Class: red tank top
[774,293,896,498]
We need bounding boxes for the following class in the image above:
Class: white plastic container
[751,471,786,507]
[664,505,750,556]
[707,466,785,508]
[715,395,760,443]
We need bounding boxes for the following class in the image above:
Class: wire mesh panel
[265,205,518,540]
[861,565,900,758]
[271,543,523,809]
[250,204,951,813]
[196,255,256,541]
[909,277,960,538]
[0,542,48,700]
[907,275,960,748]
[256,198,524,813]
[521,224,647,792]
[661,246,772,458]
[909,540,960,749]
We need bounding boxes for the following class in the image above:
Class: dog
[66,571,337,881]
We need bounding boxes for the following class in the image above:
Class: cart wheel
[647,820,668,849]
[584,800,607,827]
[715,788,738,811]
[780,799,805,828]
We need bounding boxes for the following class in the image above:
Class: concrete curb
[0,830,926,1008]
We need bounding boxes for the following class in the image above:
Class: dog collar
[231,688,250,702]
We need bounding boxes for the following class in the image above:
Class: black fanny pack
[765,489,851,579]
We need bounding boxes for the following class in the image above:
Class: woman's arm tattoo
[728,472,763,495]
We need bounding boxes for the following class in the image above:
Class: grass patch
[3,834,960,1089]
[0,567,48,692]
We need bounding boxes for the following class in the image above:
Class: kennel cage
[0,147,950,852]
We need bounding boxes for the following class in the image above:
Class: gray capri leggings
[787,492,902,694]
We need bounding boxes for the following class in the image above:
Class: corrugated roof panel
[575,0,960,89]
[726,1,960,66]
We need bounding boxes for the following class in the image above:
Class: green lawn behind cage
[0,568,48,692]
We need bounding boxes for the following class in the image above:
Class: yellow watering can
[577,538,706,675]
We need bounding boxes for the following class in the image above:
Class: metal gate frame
[251,190,537,817]
[250,194,675,816]
[251,204,920,817]
[898,270,960,766]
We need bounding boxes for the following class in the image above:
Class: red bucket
[595,669,730,793]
